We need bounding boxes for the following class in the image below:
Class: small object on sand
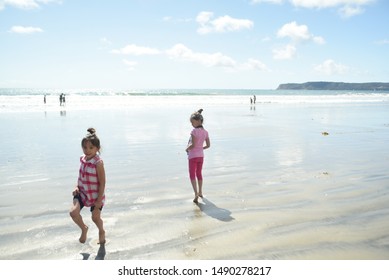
[322,132,329,136]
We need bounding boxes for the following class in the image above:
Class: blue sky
[0,0,388,89]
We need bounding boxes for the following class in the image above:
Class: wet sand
[0,98,388,259]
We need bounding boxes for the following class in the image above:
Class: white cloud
[166,43,237,68]
[277,21,310,41]
[111,44,161,56]
[290,0,373,17]
[196,11,213,25]
[167,44,269,72]
[274,21,325,60]
[0,0,61,10]
[313,36,326,45]
[261,36,272,42]
[8,25,43,34]
[251,0,283,4]
[290,0,372,9]
[3,0,39,9]
[163,15,191,23]
[314,59,349,75]
[272,44,296,60]
[339,5,364,17]
[241,58,270,71]
[374,39,389,45]
[112,42,268,72]
[252,0,373,18]
[277,21,324,44]
[196,11,253,34]
[123,59,138,71]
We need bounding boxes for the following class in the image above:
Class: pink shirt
[188,127,209,159]
[77,155,105,207]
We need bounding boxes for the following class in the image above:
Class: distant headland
[277,82,389,91]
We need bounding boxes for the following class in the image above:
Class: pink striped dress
[78,155,105,207]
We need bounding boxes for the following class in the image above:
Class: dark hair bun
[198,109,203,114]
[87,128,96,135]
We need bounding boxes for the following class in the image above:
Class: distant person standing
[59,93,67,106]
[253,95,256,104]
[44,95,46,104]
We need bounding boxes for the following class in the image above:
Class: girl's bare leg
[198,180,203,198]
[191,179,198,203]
[92,208,105,244]
[69,199,88,243]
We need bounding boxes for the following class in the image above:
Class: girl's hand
[94,200,103,210]
[72,188,80,196]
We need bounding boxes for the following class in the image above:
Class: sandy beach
[0,94,388,260]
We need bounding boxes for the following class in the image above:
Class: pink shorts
[188,157,204,181]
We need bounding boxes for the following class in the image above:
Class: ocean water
[1,88,389,260]
[1,88,389,113]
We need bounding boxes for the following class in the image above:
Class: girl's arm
[186,134,196,153]
[94,161,106,208]
[73,169,81,196]
[203,137,210,150]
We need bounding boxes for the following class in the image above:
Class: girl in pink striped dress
[69,128,106,245]
[186,109,211,203]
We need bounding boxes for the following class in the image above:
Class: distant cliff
[277,82,389,91]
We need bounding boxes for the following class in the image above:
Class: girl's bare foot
[198,193,203,198]
[79,226,88,243]
[193,196,199,203]
[98,230,106,244]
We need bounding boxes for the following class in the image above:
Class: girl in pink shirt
[69,128,106,245]
[186,109,211,203]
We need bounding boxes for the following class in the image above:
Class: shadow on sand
[80,244,106,260]
[196,198,234,222]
